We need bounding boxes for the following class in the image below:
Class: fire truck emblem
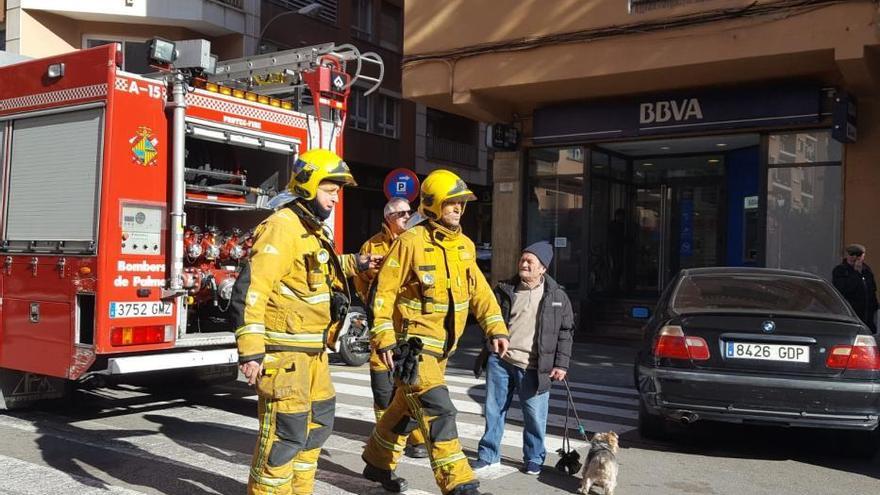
[129,126,159,167]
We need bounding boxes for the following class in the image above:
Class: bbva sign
[640,98,704,125]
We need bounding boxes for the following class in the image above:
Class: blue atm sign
[383,168,420,202]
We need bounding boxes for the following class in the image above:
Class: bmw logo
[761,320,776,333]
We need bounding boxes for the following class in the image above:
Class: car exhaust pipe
[678,412,699,425]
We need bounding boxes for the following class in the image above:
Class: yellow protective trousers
[249,351,335,495]
[369,351,426,447]
[363,354,473,494]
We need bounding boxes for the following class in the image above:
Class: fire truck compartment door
[1,299,72,378]
[4,107,103,252]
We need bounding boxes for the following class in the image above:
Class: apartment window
[85,37,151,74]
[374,94,398,137]
[347,88,399,138]
[349,87,370,131]
[351,0,373,40]
[379,2,402,51]
[426,108,478,166]
[272,1,339,25]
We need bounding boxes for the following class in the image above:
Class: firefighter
[354,197,429,459]
[361,169,510,495]
[231,148,380,495]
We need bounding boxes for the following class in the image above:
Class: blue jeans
[477,353,550,465]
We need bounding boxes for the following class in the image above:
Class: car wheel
[638,396,668,440]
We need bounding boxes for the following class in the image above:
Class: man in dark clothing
[832,243,878,332]
[470,241,575,476]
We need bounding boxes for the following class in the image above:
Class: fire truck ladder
[209,43,384,97]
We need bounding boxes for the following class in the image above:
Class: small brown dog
[578,431,619,495]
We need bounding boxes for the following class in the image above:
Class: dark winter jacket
[832,261,878,331]
[475,274,575,393]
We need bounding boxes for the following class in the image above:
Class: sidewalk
[449,324,639,389]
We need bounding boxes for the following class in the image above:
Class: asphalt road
[0,327,877,494]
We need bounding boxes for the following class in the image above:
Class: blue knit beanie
[524,241,553,268]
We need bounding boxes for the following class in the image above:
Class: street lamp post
[258,3,323,54]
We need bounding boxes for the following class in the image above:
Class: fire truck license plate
[110,301,173,318]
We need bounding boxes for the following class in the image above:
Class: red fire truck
[0,40,382,409]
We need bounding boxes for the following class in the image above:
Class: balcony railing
[212,0,244,9]
[426,136,478,167]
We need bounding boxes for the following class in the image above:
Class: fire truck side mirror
[149,37,177,65]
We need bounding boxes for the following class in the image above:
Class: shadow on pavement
[620,420,880,482]
[29,415,247,494]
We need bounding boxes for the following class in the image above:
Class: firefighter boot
[363,463,408,492]
[404,442,428,459]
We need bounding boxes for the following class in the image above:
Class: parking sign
[383,168,420,202]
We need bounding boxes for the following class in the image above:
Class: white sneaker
[469,459,499,472]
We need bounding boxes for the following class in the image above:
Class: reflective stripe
[398,297,470,312]
[398,297,422,311]
[401,334,445,350]
[235,323,265,338]
[279,284,331,304]
[372,430,404,452]
[430,451,466,469]
[371,322,394,336]
[480,314,504,327]
[292,461,317,472]
[453,301,470,312]
[250,471,292,487]
[265,331,325,344]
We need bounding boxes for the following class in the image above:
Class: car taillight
[826,335,880,370]
[111,325,171,346]
[653,325,710,361]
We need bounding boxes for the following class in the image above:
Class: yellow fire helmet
[418,169,477,220]
[287,148,357,200]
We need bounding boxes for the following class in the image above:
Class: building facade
[3,0,258,62]
[402,0,880,337]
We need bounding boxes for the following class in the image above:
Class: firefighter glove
[392,337,423,385]
[330,290,350,323]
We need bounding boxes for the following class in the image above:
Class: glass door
[633,185,665,293]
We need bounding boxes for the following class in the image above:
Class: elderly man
[833,243,879,332]
[354,197,428,459]
[472,241,575,476]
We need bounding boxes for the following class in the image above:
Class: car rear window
[671,274,853,317]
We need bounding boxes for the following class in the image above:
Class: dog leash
[562,378,591,443]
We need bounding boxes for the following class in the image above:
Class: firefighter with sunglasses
[354,197,430,459]
[361,169,509,495]
[231,148,381,495]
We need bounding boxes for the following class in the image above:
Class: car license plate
[109,301,173,319]
[725,342,809,363]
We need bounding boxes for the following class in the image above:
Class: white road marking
[331,381,638,422]
[332,370,639,406]
[0,454,148,494]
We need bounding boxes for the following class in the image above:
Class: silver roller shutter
[6,108,103,242]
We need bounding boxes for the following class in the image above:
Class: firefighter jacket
[232,202,358,363]
[370,220,508,357]
[353,223,397,303]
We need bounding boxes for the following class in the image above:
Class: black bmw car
[635,267,880,454]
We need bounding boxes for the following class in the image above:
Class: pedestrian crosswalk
[0,363,639,494]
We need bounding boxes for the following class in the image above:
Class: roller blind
[6,108,103,242]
